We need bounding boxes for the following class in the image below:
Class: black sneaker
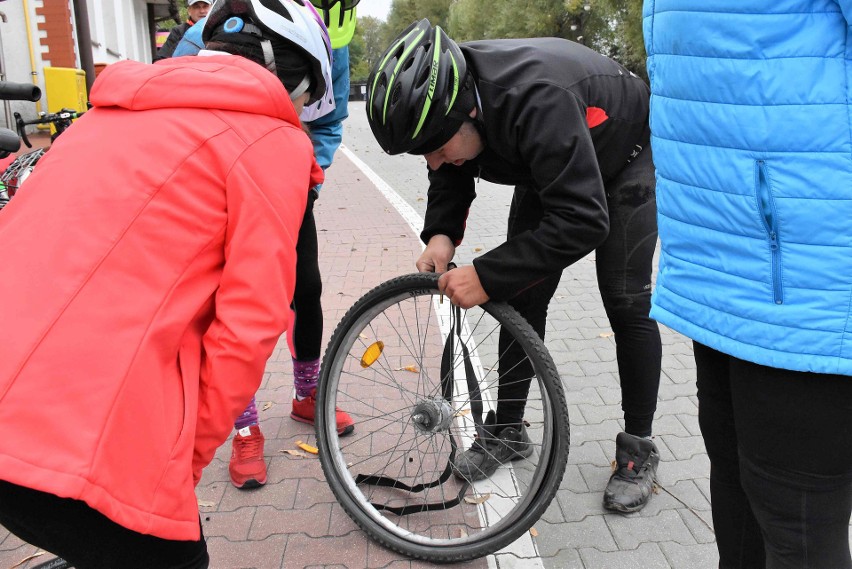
[603,432,660,513]
[452,410,533,482]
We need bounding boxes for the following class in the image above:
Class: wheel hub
[410,397,454,433]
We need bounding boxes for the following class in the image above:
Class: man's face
[188,1,210,22]
[423,121,484,171]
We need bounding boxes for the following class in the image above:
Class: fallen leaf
[473,247,483,252]
[280,449,306,458]
[261,402,273,411]
[599,332,614,338]
[529,527,539,537]
[417,197,424,201]
[9,551,46,569]
[463,493,491,505]
[611,459,618,472]
[197,499,216,508]
[395,364,419,372]
[454,409,472,417]
[296,440,319,455]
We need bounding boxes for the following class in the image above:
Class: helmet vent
[392,44,406,62]
[415,66,430,88]
[390,83,403,106]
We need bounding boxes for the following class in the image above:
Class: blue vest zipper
[756,160,782,304]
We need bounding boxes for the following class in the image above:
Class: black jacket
[154,22,192,61]
[421,38,650,300]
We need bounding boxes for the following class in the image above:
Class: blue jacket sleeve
[308,45,350,172]
[173,17,206,57]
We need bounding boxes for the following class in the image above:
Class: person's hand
[438,265,489,309]
[417,234,456,273]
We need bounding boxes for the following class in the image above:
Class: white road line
[340,146,425,241]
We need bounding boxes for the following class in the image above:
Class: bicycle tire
[316,273,570,563]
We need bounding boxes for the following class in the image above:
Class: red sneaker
[229,425,267,489]
[291,393,354,436]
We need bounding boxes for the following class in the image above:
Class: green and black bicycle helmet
[367,19,477,155]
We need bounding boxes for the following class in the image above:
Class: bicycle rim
[316,273,570,562]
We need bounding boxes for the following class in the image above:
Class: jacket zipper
[756,160,783,304]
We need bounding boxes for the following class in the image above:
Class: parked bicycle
[0,80,40,160]
[0,80,84,210]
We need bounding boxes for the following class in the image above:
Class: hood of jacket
[90,55,301,126]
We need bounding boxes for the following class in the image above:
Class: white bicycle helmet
[203,0,334,113]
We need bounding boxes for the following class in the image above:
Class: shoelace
[234,434,263,460]
[612,459,645,483]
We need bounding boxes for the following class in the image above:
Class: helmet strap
[260,39,277,74]
[288,74,312,101]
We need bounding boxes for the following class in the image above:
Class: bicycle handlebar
[14,109,83,148]
[0,81,41,102]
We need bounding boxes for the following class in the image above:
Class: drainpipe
[21,0,43,113]
[71,0,95,96]
[0,10,12,128]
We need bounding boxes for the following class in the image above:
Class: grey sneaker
[603,432,660,513]
[452,410,533,482]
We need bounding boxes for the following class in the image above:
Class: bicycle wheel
[316,273,570,563]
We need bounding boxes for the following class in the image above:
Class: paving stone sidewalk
[3,138,847,568]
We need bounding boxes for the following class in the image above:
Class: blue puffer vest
[643,0,852,375]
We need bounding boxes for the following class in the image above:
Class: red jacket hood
[0,54,321,542]
[91,55,301,125]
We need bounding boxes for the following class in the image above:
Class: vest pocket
[755,160,783,304]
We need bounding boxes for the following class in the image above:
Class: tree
[349,16,386,83]
[348,0,648,86]
[449,0,646,79]
[591,0,647,80]
[384,0,451,45]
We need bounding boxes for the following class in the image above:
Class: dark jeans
[694,342,852,569]
[291,188,323,361]
[0,481,209,569]
[496,147,661,437]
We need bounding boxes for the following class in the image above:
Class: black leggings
[0,481,208,569]
[496,148,661,437]
[290,189,323,361]
[694,342,852,569]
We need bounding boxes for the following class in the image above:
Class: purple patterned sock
[234,397,258,430]
[293,358,320,400]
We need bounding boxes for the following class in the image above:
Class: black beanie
[205,28,313,94]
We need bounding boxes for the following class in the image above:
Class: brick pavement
[0,150,486,569]
[1,135,849,568]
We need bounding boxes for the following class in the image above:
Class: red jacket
[0,55,322,540]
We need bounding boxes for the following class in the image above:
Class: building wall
[0,0,46,129]
[37,1,76,68]
[0,0,157,129]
